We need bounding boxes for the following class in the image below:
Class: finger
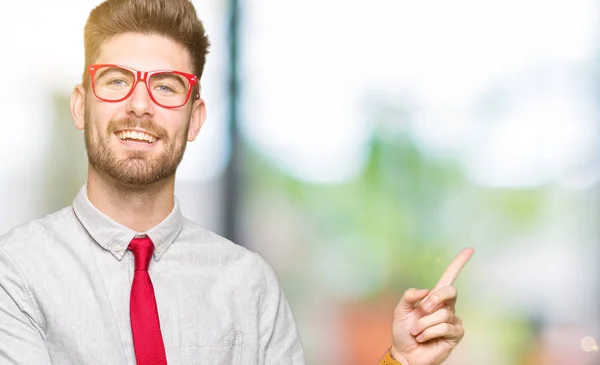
[410,308,454,336]
[394,288,430,318]
[421,285,457,313]
[432,247,474,292]
[415,322,464,344]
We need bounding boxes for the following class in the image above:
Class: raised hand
[389,247,474,365]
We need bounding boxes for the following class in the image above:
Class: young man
[0,0,472,364]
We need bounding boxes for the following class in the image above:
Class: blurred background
[1,0,600,364]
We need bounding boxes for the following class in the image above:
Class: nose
[126,80,154,117]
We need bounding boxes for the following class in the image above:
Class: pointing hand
[389,247,474,365]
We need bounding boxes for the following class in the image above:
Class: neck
[86,164,175,232]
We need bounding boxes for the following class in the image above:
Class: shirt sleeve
[255,253,306,365]
[379,351,403,365]
[0,248,52,364]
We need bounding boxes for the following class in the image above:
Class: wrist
[390,347,411,365]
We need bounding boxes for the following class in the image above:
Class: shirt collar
[72,184,183,261]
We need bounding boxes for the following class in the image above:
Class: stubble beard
[84,111,189,186]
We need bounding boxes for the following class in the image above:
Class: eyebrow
[96,67,131,80]
[151,73,187,89]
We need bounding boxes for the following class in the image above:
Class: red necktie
[128,237,168,365]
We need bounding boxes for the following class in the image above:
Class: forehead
[94,32,193,73]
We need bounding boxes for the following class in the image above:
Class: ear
[70,84,86,130]
[187,97,206,142]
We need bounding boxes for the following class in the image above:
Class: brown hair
[82,0,210,88]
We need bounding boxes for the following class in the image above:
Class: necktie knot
[128,237,154,271]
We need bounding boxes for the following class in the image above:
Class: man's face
[72,32,205,186]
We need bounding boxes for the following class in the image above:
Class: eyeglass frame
[88,64,200,109]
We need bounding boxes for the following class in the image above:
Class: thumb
[395,288,430,317]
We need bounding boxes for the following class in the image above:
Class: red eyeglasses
[88,64,199,109]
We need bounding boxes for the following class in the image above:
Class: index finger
[432,247,474,292]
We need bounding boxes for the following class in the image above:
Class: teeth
[117,131,157,143]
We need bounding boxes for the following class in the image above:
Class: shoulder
[178,217,256,256]
[177,217,278,281]
[0,206,75,256]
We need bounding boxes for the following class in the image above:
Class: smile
[116,130,159,144]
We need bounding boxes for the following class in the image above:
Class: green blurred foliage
[244,129,547,300]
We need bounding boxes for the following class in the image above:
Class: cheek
[159,111,190,139]
[86,102,119,132]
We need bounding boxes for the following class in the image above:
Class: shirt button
[114,245,122,252]
[156,246,163,253]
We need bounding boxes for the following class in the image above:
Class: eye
[155,84,176,94]
[106,78,130,88]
